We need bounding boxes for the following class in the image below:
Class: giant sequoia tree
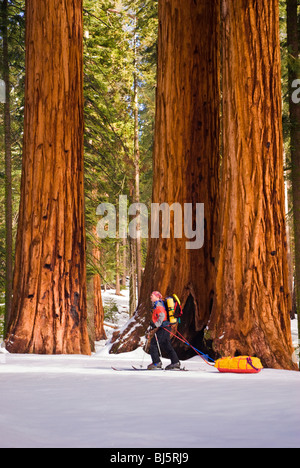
[111,0,297,371]
[206,0,297,370]
[110,0,220,355]
[5,0,91,354]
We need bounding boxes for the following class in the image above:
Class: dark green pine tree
[0,0,25,334]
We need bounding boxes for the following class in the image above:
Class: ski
[111,366,188,372]
[132,366,164,371]
[111,367,135,371]
[164,367,189,372]
[132,366,188,372]
[111,366,163,371]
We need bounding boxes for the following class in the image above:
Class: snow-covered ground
[0,288,299,449]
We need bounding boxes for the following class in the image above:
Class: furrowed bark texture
[110,0,220,355]
[206,0,297,370]
[5,0,91,355]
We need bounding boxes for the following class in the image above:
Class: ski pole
[155,332,163,361]
[141,334,149,368]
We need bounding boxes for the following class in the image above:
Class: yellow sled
[215,356,263,374]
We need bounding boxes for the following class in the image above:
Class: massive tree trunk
[206,0,297,370]
[5,0,91,355]
[110,0,220,356]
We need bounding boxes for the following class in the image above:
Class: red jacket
[151,300,168,328]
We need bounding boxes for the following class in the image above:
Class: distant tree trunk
[115,239,121,296]
[93,234,106,342]
[94,274,106,341]
[5,0,91,355]
[1,0,13,334]
[133,25,142,299]
[287,0,300,351]
[121,237,127,286]
[110,0,220,354]
[207,0,297,370]
[129,235,137,317]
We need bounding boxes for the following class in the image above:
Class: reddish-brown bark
[110,0,220,355]
[5,0,91,355]
[206,0,297,370]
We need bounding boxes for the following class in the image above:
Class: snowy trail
[0,289,299,448]
[0,349,300,448]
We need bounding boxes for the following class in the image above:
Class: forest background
[0,0,299,360]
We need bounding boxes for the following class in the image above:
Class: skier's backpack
[164,294,183,325]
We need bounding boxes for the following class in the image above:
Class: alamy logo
[96,195,204,250]
[292,79,300,104]
[0,79,6,103]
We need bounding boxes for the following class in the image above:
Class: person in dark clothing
[147,291,180,370]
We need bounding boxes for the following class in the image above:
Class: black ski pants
[150,327,179,364]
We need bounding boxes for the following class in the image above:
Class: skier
[147,291,181,370]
